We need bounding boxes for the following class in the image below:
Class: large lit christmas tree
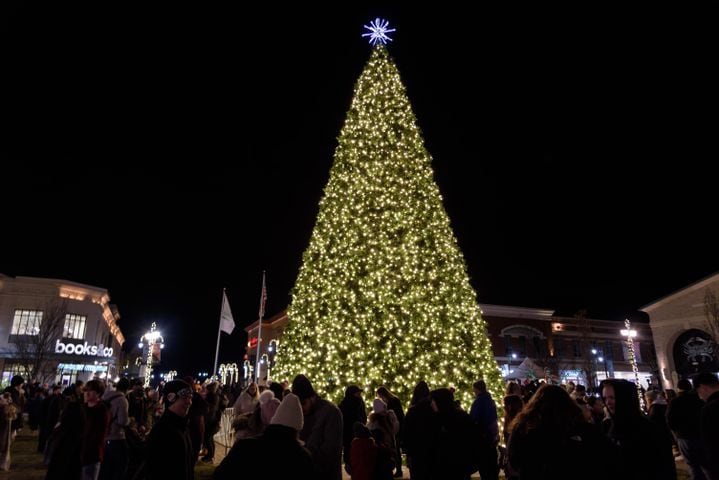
[274,20,503,408]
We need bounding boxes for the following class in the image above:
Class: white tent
[504,357,548,381]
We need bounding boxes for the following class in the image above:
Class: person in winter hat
[291,374,343,480]
[260,389,281,427]
[214,393,314,480]
[145,380,194,480]
[367,398,399,471]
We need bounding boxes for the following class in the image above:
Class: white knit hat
[259,389,275,405]
[270,393,304,431]
[373,398,387,413]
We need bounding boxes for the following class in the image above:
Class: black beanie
[291,374,316,401]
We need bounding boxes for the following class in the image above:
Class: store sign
[55,340,113,357]
[673,329,719,376]
[57,363,108,373]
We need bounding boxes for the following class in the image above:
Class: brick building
[244,303,657,389]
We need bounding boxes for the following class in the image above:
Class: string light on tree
[273,20,504,408]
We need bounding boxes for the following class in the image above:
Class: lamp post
[591,348,609,387]
[138,322,164,388]
[507,352,517,378]
[260,354,270,381]
[621,319,645,411]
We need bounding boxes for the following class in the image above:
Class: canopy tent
[504,357,556,382]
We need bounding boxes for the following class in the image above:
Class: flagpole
[213,288,225,381]
[255,271,266,383]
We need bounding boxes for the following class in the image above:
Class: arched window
[500,325,546,358]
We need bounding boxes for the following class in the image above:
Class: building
[642,272,719,390]
[0,274,125,386]
[245,303,657,389]
[481,305,655,388]
[244,310,287,383]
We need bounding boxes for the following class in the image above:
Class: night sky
[3,5,717,377]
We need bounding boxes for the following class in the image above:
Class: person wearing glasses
[145,380,194,480]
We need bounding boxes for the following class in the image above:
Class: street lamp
[506,352,517,377]
[139,322,164,388]
[591,348,609,387]
[260,354,270,381]
[621,319,646,411]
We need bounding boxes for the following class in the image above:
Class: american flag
[258,271,267,319]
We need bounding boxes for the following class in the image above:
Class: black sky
[3,5,717,376]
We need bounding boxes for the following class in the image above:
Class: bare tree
[12,298,68,383]
[704,288,719,343]
[575,309,598,388]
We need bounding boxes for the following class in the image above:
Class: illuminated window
[63,314,87,340]
[1,364,30,386]
[11,309,43,335]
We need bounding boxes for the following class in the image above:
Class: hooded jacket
[103,390,130,441]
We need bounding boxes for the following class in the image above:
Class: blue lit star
[362,18,395,46]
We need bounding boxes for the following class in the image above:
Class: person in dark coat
[292,374,343,480]
[429,388,479,480]
[403,381,437,480]
[339,385,367,475]
[507,384,618,480]
[200,381,221,463]
[213,393,314,480]
[145,380,194,480]
[602,379,676,480]
[80,380,110,480]
[469,380,499,480]
[182,376,206,467]
[667,378,706,480]
[45,400,83,480]
[37,385,61,454]
[694,372,719,480]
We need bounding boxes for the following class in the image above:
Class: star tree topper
[362,18,396,46]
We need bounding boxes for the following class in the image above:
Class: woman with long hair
[602,379,676,480]
[507,384,618,479]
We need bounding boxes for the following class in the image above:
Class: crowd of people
[0,369,717,480]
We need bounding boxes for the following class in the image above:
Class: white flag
[220,291,235,334]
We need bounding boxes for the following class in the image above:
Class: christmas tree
[274,22,503,408]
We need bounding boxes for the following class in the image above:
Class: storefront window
[11,309,43,335]
[63,314,87,339]
[1,364,30,387]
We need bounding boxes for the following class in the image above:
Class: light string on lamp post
[621,319,646,412]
